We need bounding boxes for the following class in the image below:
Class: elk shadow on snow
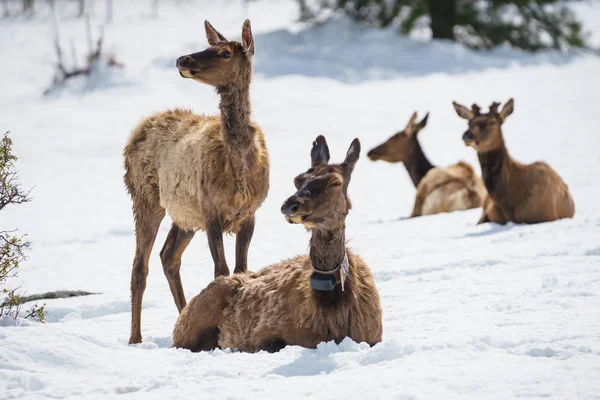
[270,348,339,377]
[459,222,517,238]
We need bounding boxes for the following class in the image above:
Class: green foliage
[454,0,586,51]
[0,131,46,323]
[300,0,587,51]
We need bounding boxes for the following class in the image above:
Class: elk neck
[309,223,346,273]
[216,68,253,149]
[478,140,511,198]
[404,141,435,187]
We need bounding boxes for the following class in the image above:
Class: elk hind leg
[129,200,165,344]
[172,278,236,352]
[160,223,195,313]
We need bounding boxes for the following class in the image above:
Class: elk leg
[477,212,490,225]
[160,223,195,313]
[234,216,255,274]
[172,278,237,352]
[478,201,506,225]
[410,181,431,218]
[258,338,287,353]
[207,216,230,278]
[129,204,165,344]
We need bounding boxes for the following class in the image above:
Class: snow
[1,0,600,398]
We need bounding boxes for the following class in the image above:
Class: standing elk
[123,20,269,344]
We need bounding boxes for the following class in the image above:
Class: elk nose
[462,130,474,141]
[367,149,377,159]
[176,55,194,68]
[281,197,300,216]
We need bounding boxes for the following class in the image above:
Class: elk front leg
[207,216,230,278]
[234,216,255,274]
[478,200,507,225]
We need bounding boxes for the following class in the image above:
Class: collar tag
[340,252,349,291]
[309,252,349,292]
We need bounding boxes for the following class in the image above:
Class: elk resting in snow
[453,98,574,224]
[172,136,382,352]
[368,112,486,217]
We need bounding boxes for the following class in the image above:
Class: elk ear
[405,112,418,137]
[311,135,330,167]
[341,138,360,192]
[499,98,514,123]
[453,101,474,120]
[406,111,417,129]
[342,138,361,174]
[205,20,227,46]
[241,19,255,57]
[413,112,429,136]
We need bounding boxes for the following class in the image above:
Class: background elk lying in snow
[123,20,269,344]
[453,98,575,224]
[172,136,382,353]
[367,112,486,217]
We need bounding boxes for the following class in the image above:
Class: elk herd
[123,20,574,352]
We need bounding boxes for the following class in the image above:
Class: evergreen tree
[302,0,586,51]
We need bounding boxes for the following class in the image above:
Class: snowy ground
[1,0,600,398]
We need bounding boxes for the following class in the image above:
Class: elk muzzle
[367,146,386,161]
[176,56,194,69]
[462,130,475,144]
[281,196,307,224]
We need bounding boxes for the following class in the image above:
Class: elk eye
[221,51,231,59]
[330,182,342,188]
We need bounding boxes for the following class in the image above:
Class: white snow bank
[0,0,599,399]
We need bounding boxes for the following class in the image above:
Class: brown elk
[123,20,269,344]
[453,98,574,224]
[367,112,486,217]
[172,136,382,353]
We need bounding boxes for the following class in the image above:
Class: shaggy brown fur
[172,136,382,353]
[367,112,486,217]
[411,161,487,218]
[453,98,574,225]
[123,20,269,344]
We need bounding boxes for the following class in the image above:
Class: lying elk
[368,112,486,217]
[173,136,382,352]
[453,98,574,224]
[123,20,269,344]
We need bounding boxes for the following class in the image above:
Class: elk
[367,112,486,217]
[172,136,382,353]
[123,20,269,344]
[453,98,574,224]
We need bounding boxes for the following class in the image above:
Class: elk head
[453,99,514,153]
[281,136,360,230]
[176,19,255,87]
[367,112,429,163]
